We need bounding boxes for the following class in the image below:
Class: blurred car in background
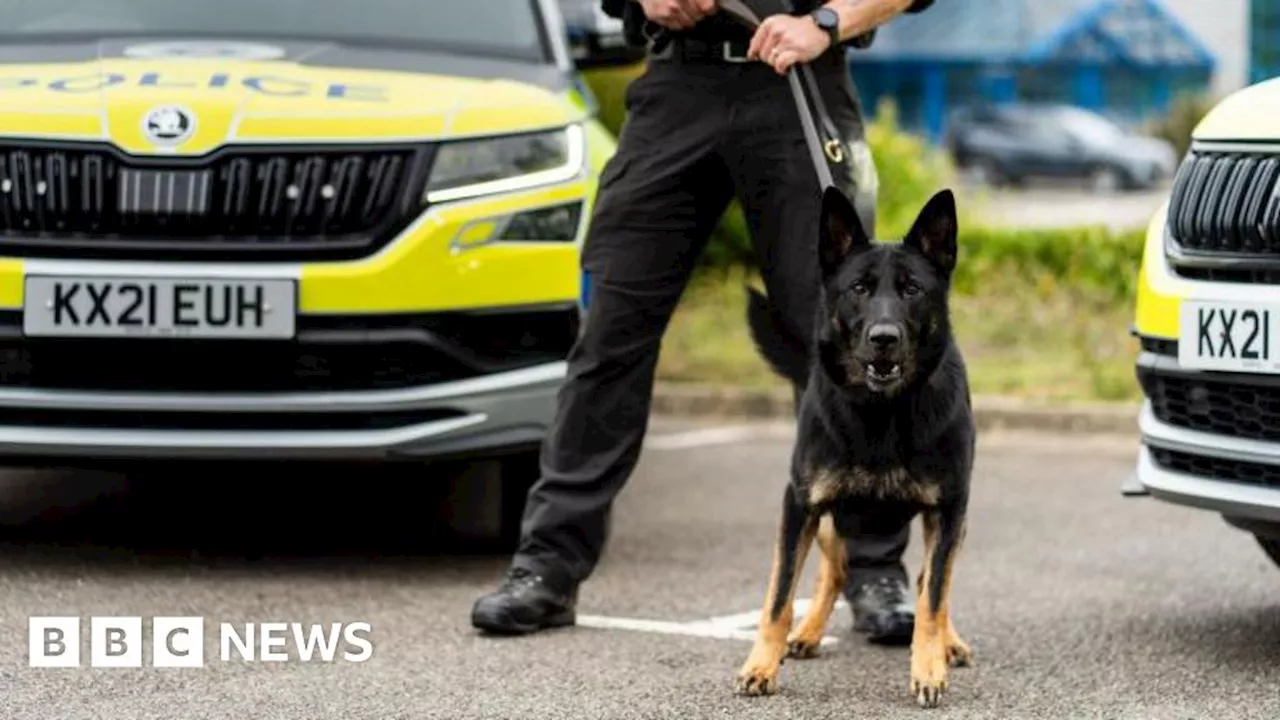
[1127,76,1280,573]
[0,0,641,546]
[944,101,1177,192]
[558,0,634,66]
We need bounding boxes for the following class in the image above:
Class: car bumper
[1130,200,1280,522]
[1136,401,1280,523]
[0,300,579,463]
[0,171,595,464]
[0,360,566,462]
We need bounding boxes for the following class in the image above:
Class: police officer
[471,0,936,643]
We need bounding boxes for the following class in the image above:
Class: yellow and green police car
[1129,77,1280,570]
[0,0,641,538]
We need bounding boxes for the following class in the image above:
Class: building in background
[1161,0,1247,96]
[1251,0,1280,83]
[848,0,1218,142]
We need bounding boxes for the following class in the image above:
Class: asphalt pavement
[0,419,1276,719]
[959,180,1170,232]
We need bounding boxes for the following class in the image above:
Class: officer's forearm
[823,0,917,41]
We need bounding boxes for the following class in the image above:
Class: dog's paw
[786,634,822,660]
[734,663,781,697]
[946,636,973,668]
[910,678,946,709]
[910,646,949,708]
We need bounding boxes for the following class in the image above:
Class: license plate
[1178,300,1280,373]
[22,275,296,339]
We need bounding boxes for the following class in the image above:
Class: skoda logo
[142,106,195,147]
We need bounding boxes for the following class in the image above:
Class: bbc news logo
[29,617,374,668]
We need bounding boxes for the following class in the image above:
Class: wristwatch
[810,6,841,48]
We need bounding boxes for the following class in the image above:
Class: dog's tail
[746,286,810,386]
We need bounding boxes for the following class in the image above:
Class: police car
[0,0,637,541]
[1128,77,1280,571]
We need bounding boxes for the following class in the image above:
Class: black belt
[715,0,848,188]
[655,35,755,63]
[637,1,849,188]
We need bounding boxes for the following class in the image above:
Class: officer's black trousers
[512,48,910,593]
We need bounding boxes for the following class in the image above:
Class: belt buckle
[722,41,750,63]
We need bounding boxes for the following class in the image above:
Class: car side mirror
[570,24,650,68]
[564,12,646,70]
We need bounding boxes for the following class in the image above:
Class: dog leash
[715,0,846,191]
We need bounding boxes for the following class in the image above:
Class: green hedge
[953,225,1145,304]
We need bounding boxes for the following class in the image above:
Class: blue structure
[847,0,1217,142]
[1252,0,1280,83]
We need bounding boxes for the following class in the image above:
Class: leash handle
[787,70,836,190]
[716,0,843,190]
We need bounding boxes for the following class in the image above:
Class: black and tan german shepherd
[733,186,975,709]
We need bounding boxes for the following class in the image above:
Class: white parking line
[701,598,849,632]
[574,615,762,642]
[699,609,773,631]
[576,597,844,646]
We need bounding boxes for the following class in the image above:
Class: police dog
[733,186,974,709]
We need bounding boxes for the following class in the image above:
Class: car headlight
[424,124,586,203]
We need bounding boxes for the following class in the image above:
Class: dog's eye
[902,281,923,296]
[851,282,870,296]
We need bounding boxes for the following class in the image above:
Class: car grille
[1151,447,1280,490]
[0,306,577,393]
[1173,266,1280,284]
[1165,149,1280,277]
[1140,370,1280,443]
[0,142,431,261]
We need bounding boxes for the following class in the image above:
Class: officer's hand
[747,14,832,74]
[639,0,716,30]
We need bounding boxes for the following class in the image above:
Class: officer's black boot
[845,575,914,645]
[470,567,578,636]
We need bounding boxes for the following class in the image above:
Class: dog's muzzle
[864,323,905,384]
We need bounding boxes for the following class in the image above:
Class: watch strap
[810,7,841,47]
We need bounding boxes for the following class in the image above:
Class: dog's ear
[903,189,958,274]
[819,185,870,277]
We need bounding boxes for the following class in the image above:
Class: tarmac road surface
[0,419,1276,719]
[960,180,1170,232]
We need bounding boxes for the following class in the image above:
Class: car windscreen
[0,0,549,62]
